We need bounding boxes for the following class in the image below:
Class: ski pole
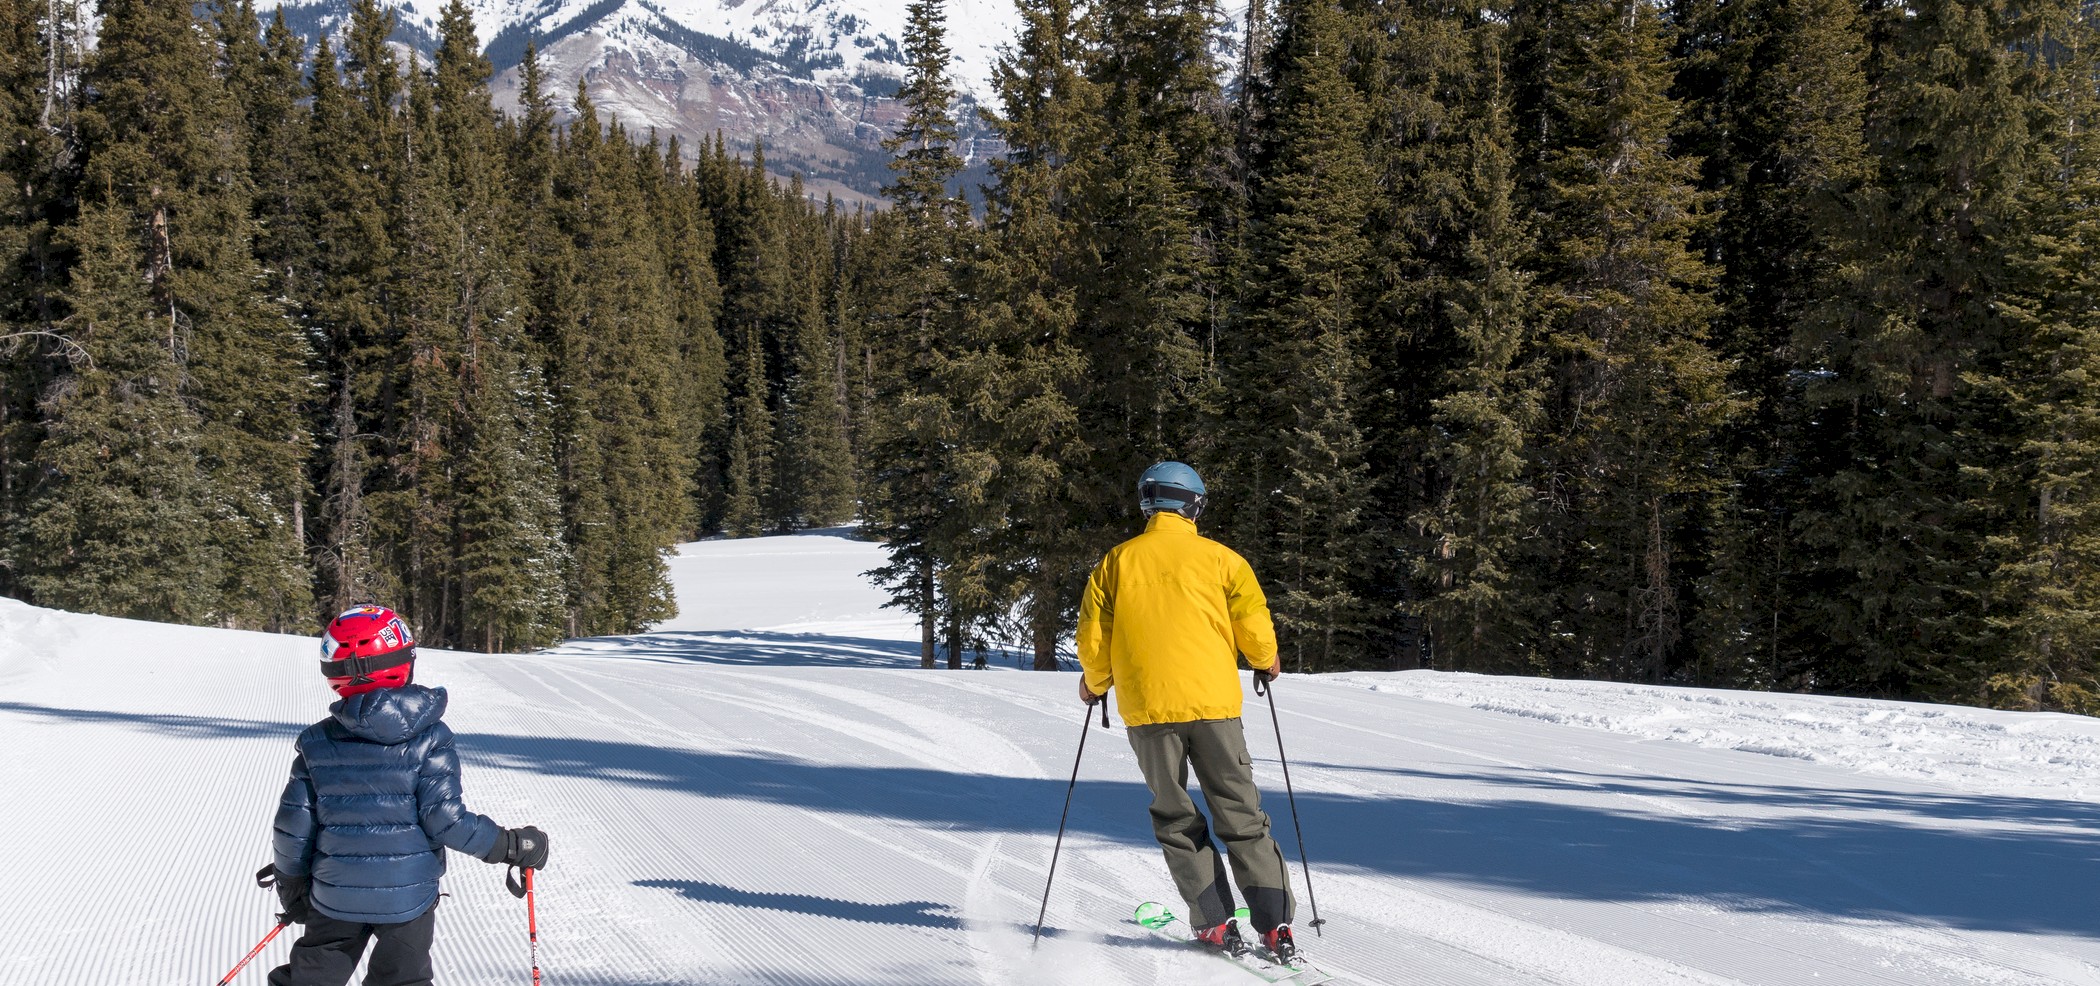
[506,865,542,986]
[1032,692,1109,946]
[1254,673,1324,936]
[526,868,541,986]
[214,920,290,985]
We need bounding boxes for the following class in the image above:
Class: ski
[1130,902,1335,985]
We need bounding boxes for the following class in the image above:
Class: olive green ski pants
[1127,717,1296,932]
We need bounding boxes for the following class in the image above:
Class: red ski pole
[509,865,542,985]
[526,868,541,986]
[214,920,290,985]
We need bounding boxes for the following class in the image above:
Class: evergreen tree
[980,0,1097,669]
[430,0,568,650]
[548,89,694,633]
[1792,0,2038,697]
[1338,0,1540,671]
[1523,0,1732,682]
[509,41,567,366]
[837,201,903,496]
[1671,0,1874,687]
[1081,0,1233,478]
[1397,20,1546,673]
[307,9,402,614]
[722,340,774,537]
[364,52,465,636]
[1227,0,1378,672]
[303,2,478,635]
[28,0,314,628]
[232,7,316,321]
[866,0,970,668]
[777,200,857,528]
[641,135,728,536]
[1074,123,1207,489]
[212,0,268,142]
[1088,0,1236,232]
[12,202,223,620]
[714,150,786,536]
[885,0,967,216]
[0,0,77,593]
[453,340,569,650]
[1985,2,2100,712]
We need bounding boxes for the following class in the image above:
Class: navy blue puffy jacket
[273,684,503,923]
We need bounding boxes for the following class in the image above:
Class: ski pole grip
[255,864,277,889]
[1098,693,1109,729]
[506,865,528,899]
[1253,670,1269,698]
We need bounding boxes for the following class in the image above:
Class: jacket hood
[331,684,447,744]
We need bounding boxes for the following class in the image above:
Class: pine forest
[2,0,2096,715]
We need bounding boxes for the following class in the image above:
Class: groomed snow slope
[3,529,2099,985]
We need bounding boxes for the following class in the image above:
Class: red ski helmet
[320,605,416,697]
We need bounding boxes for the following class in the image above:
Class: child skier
[262,605,549,986]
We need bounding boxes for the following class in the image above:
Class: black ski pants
[266,902,438,986]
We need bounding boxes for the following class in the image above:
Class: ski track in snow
[4,531,2099,985]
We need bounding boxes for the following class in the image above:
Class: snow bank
[1331,670,2100,801]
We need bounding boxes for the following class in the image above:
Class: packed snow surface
[4,529,2098,985]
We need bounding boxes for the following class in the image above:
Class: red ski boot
[1262,925,1299,963]
[1193,919,1247,955]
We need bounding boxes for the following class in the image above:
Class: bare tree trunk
[1635,499,1678,684]
[325,374,363,613]
[42,0,60,129]
[1032,575,1061,671]
[835,336,851,443]
[919,556,936,668]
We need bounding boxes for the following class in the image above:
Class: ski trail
[495,655,1072,983]
[8,531,2100,985]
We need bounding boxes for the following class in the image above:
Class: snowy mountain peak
[268,0,1015,198]
[282,0,1003,92]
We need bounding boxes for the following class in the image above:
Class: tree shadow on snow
[632,878,1193,947]
[1286,758,2100,830]
[10,699,2100,939]
[635,879,965,929]
[0,700,300,739]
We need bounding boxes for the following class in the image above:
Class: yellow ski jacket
[1077,512,1279,727]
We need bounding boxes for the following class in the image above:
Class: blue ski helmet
[1138,461,1207,518]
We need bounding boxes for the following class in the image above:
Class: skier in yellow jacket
[1077,461,1298,962]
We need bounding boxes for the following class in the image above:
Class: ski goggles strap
[1140,481,1203,505]
[1141,482,1206,515]
[320,646,416,680]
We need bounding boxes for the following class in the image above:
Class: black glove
[483,826,550,869]
[277,874,312,923]
[258,864,312,924]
